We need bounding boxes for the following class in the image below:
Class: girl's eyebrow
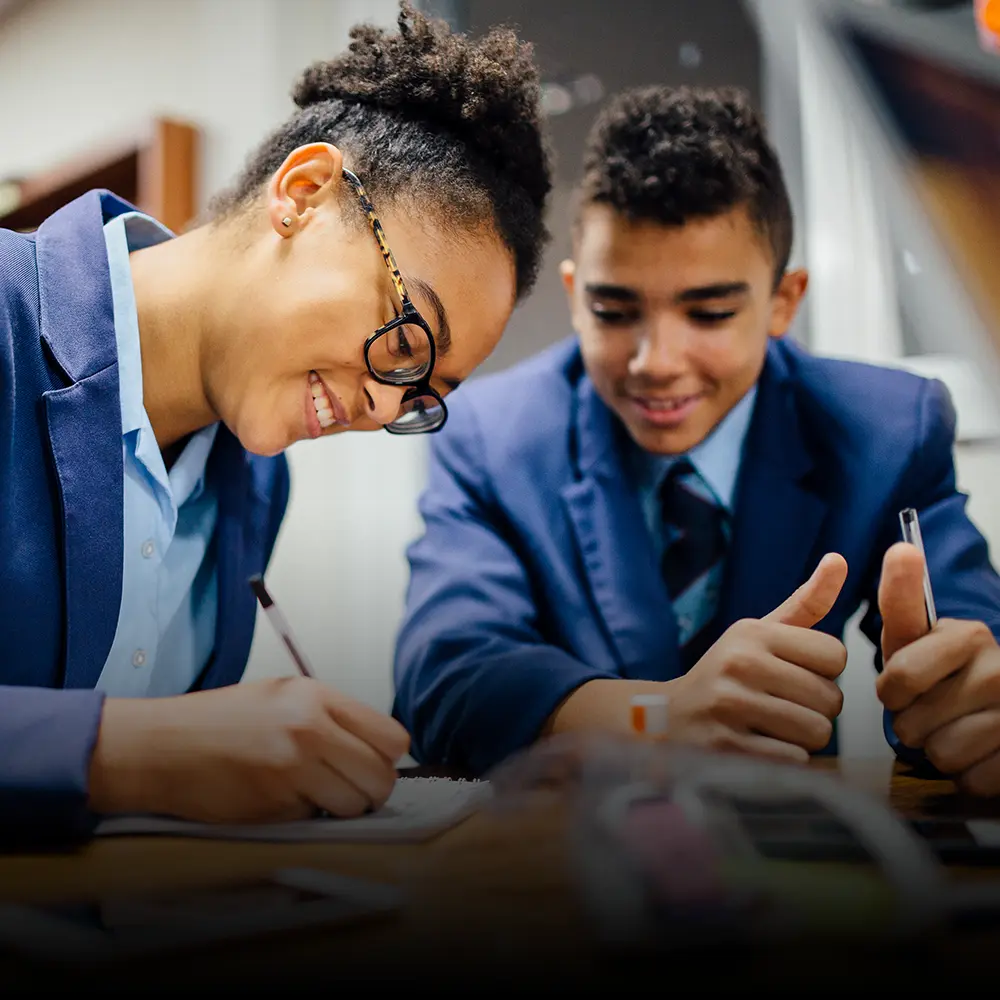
[408,274,452,356]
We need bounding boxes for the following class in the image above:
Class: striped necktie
[659,459,728,670]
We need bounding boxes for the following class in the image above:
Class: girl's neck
[129,223,221,452]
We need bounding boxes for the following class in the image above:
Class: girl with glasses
[0,1,551,842]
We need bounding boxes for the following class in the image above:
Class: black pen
[249,574,316,678]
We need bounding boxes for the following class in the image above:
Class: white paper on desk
[95,778,491,844]
[967,819,1000,847]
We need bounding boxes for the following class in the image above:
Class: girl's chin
[235,426,293,458]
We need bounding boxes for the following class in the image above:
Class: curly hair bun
[292,1,548,211]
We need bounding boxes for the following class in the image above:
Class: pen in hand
[898,507,938,629]
[249,574,316,678]
[249,576,383,818]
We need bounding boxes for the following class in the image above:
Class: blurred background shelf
[0,117,199,233]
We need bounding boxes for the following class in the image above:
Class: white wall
[0,0,282,201]
[0,0,423,714]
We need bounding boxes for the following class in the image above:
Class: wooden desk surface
[2,758,999,988]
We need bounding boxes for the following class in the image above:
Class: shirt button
[141,539,156,558]
[132,649,147,667]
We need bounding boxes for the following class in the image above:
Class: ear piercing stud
[281,217,293,228]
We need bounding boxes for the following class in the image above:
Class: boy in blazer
[394,86,1000,794]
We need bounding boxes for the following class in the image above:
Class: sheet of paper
[967,819,1000,847]
[95,777,490,844]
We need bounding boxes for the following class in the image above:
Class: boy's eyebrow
[583,283,640,302]
[584,281,751,304]
[675,282,750,302]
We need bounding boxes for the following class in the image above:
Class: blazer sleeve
[0,687,106,847]
[0,254,108,847]
[857,378,1000,761]
[393,404,614,775]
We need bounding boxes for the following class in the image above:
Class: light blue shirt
[95,212,220,698]
[629,385,758,560]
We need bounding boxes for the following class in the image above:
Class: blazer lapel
[36,192,130,690]
[718,343,830,626]
[44,374,124,689]
[560,378,680,679]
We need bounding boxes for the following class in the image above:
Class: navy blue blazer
[0,191,289,844]
[393,336,1000,775]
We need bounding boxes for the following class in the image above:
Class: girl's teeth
[309,373,337,429]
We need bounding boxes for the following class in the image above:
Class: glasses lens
[368,323,433,384]
[386,392,445,435]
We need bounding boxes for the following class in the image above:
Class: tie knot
[663,457,695,483]
[659,459,719,512]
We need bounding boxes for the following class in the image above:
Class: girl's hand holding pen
[87,679,411,823]
[89,574,411,823]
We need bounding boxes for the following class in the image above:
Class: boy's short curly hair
[578,86,793,281]
[213,1,552,299]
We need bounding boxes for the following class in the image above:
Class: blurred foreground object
[485,734,997,956]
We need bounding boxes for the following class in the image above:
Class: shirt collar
[103,211,174,436]
[630,384,758,512]
[103,211,219,509]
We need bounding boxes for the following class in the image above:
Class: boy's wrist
[545,677,674,737]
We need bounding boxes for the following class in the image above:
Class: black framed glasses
[341,168,447,435]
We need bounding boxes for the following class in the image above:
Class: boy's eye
[590,304,639,325]
[689,310,737,325]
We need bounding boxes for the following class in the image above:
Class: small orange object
[976,0,1000,51]
[631,702,646,733]
[630,694,669,736]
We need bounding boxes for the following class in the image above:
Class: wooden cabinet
[0,118,199,233]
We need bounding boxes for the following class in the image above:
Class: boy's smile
[626,390,708,429]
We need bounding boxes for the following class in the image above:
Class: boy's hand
[548,555,849,761]
[877,542,1000,796]
[665,553,849,762]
